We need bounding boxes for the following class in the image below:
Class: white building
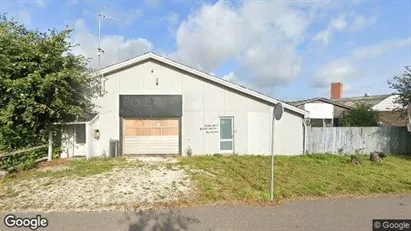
[60,52,308,158]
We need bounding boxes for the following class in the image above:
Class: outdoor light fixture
[156,77,159,86]
[94,129,100,140]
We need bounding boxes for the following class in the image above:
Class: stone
[370,151,382,164]
[350,155,360,165]
[0,170,7,180]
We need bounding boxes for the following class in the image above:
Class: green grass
[2,157,144,181]
[179,154,411,203]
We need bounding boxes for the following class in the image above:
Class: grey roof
[286,97,354,110]
[60,112,99,124]
[330,94,391,108]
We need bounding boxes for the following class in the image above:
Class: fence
[306,127,411,155]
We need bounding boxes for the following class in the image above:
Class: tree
[388,66,411,112]
[0,14,97,151]
[339,102,379,127]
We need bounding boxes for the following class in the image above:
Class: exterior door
[74,124,86,156]
[219,117,234,153]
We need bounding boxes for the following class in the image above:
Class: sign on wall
[200,124,219,134]
[119,95,182,117]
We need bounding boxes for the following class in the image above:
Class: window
[75,124,86,144]
[310,119,324,127]
[219,117,234,152]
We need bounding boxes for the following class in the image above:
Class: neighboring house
[287,97,353,127]
[59,52,308,158]
[288,82,407,127]
[331,93,406,127]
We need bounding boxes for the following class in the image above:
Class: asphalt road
[1,195,410,231]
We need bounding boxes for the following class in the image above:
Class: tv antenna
[97,11,120,95]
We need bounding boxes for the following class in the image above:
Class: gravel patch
[128,156,179,165]
[0,164,194,212]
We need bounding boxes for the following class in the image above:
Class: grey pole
[270,113,275,201]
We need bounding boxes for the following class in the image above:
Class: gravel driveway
[0,157,194,212]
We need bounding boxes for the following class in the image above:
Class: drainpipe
[302,118,307,155]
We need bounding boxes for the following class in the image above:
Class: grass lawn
[178,154,411,203]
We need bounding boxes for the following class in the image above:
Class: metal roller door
[123,118,179,155]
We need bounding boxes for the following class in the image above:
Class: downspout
[302,118,307,155]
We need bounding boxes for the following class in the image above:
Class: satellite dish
[273,103,284,121]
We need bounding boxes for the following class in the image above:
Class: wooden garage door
[123,118,179,154]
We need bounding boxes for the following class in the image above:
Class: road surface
[1,195,410,231]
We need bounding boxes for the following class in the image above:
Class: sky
[0,0,410,101]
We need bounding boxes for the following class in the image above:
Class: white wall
[61,125,86,157]
[88,116,100,157]
[304,103,334,119]
[91,59,305,156]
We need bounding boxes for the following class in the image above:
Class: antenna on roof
[97,10,120,96]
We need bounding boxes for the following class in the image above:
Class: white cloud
[34,0,46,8]
[222,72,236,82]
[167,12,179,25]
[352,38,411,59]
[313,37,411,87]
[350,15,378,31]
[69,19,152,69]
[314,15,347,47]
[144,0,162,8]
[314,14,378,47]
[331,15,348,30]
[171,1,317,87]
[313,59,358,87]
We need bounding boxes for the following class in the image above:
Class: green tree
[388,66,411,111]
[0,14,97,151]
[339,102,380,127]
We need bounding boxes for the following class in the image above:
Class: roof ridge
[92,52,309,116]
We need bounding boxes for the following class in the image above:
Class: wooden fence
[306,127,411,155]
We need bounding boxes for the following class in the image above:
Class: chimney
[331,82,343,99]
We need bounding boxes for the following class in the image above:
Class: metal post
[47,131,53,161]
[270,116,275,201]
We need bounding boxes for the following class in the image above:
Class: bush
[0,145,61,172]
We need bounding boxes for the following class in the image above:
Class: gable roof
[330,94,391,108]
[94,52,308,116]
[371,94,403,111]
[286,97,354,110]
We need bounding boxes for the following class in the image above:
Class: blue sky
[1,0,410,100]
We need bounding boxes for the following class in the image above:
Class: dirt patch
[37,158,71,168]
[36,165,72,172]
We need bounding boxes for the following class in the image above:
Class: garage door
[123,118,179,155]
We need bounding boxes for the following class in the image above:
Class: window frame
[219,116,234,153]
